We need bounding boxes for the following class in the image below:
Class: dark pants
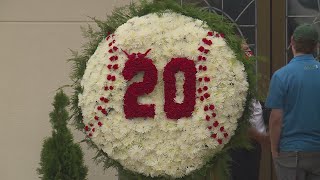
[274,152,320,180]
[230,141,261,180]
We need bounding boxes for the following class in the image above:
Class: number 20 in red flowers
[122,56,196,120]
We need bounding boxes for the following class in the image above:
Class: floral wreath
[69,0,256,179]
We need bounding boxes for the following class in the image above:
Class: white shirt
[249,99,267,134]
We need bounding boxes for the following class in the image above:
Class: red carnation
[203,66,207,71]
[213,121,219,127]
[224,133,228,138]
[198,46,205,52]
[211,133,217,138]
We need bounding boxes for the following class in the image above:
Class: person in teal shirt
[266,24,320,180]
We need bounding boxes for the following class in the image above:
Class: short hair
[292,38,317,54]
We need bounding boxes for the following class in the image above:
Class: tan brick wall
[0,0,133,179]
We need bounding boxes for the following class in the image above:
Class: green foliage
[37,91,88,180]
[67,0,257,179]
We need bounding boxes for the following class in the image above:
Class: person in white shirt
[229,42,270,180]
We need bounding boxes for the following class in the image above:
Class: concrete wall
[0,0,132,179]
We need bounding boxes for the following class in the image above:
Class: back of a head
[292,24,319,54]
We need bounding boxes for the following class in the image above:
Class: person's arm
[248,127,269,144]
[269,109,283,158]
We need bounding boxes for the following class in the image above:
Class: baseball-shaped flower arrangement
[70,1,256,179]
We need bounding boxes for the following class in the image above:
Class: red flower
[204,77,210,82]
[220,126,224,132]
[218,139,222,144]
[98,122,103,127]
[202,56,207,61]
[211,133,217,138]
[89,123,93,127]
[113,64,119,70]
[212,113,216,117]
[208,126,212,130]
[198,78,203,82]
[200,96,204,101]
[100,97,105,101]
[197,88,202,94]
[104,99,109,103]
[109,86,114,90]
[198,56,203,61]
[94,116,99,120]
[224,133,228,138]
[101,109,107,115]
[198,46,205,52]
[107,64,112,69]
[85,126,89,131]
[204,49,210,54]
[203,86,208,91]
[204,93,210,99]
[204,106,209,111]
[213,121,219,127]
[206,115,210,121]
[92,128,95,132]
[108,49,113,53]
[209,104,215,110]
[207,32,213,36]
[113,46,118,51]
[97,106,102,110]
[202,66,207,71]
[104,86,109,91]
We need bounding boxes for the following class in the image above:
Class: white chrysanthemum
[79,12,248,178]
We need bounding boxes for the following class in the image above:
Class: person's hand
[257,132,270,145]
